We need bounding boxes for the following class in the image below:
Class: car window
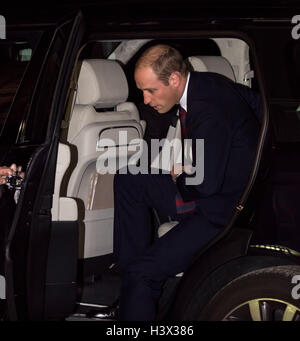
[258,31,300,143]
[0,40,34,134]
[107,39,151,64]
[0,21,76,145]
[254,28,300,100]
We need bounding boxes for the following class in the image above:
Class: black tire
[188,265,300,321]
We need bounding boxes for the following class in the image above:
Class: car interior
[0,3,300,321]
[50,37,263,318]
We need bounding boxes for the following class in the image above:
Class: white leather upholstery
[76,59,128,108]
[68,103,140,143]
[188,55,236,82]
[59,59,145,260]
[52,143,78,222]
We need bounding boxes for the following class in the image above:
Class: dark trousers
[113,171,221,321]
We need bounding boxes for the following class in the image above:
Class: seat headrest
[188,56,236,82]
[76,59,129,108]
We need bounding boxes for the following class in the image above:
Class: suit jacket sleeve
[233,83,262,123]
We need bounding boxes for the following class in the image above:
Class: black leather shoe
[86,299,119,320]
[86,306,118,320]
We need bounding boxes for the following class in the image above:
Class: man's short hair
[135,44,189,85]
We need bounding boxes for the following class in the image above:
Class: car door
[0,10,85,321]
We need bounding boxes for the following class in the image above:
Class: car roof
[3,0,300,27]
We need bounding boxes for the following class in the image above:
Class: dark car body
[0,0,300,321]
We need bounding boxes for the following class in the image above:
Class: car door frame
[1,10,85,321]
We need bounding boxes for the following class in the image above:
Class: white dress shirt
[179,72,190,112]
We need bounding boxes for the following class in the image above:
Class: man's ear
[169,71,181,87]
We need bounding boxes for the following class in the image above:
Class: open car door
[0,10,85,320]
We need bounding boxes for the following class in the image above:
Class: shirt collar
[179,72,190,112]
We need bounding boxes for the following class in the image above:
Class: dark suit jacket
[176,71,260,226]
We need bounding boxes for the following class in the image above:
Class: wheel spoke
[249,300,262,321]
[234,299,300,321]
[282,305,298,321]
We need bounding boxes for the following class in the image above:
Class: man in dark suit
[113,45,260,320]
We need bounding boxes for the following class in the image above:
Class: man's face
[134,66,179,113]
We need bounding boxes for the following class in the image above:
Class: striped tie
[175,106,196,214]
[179,106,187,138]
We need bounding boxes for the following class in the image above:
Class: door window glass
[0,40,34,133]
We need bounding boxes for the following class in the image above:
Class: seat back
[188,55,236,82]
[66,59,145,260]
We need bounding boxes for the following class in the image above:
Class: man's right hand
[171,163,184,183]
